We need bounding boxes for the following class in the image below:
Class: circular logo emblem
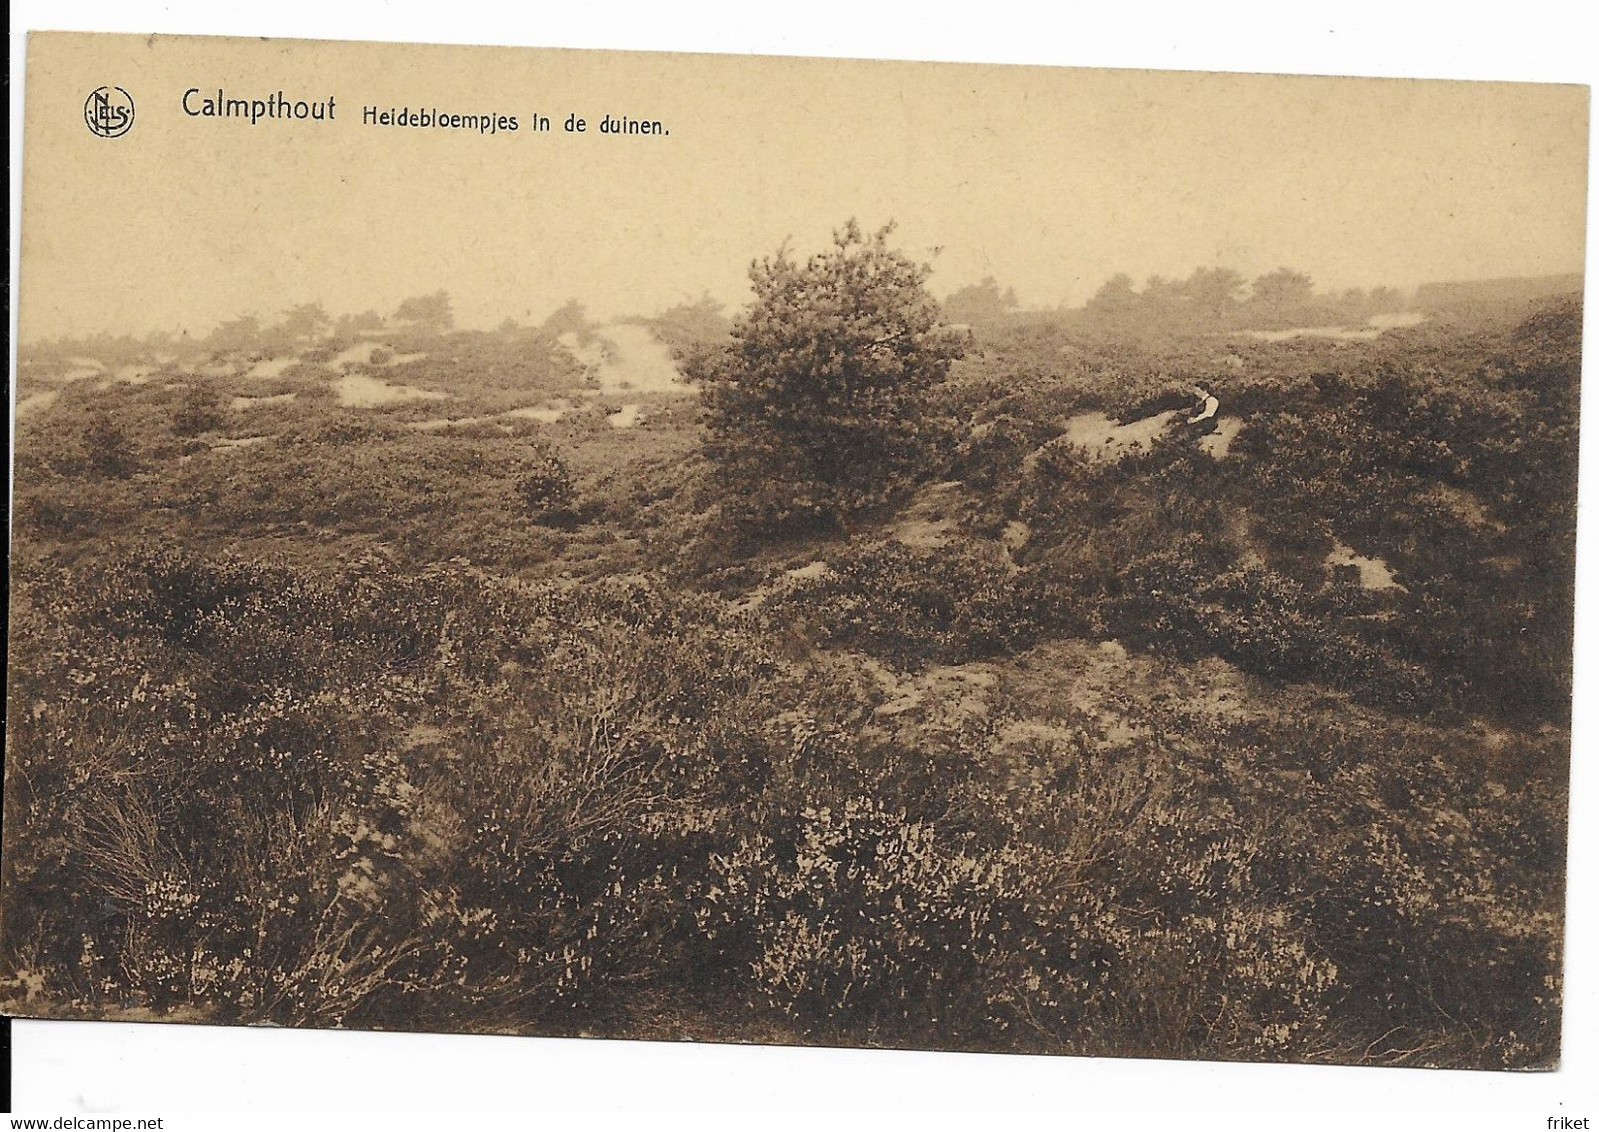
[84,86,135,138]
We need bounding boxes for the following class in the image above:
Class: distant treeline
[24,291,456,371]
[945,267,1586,338]
[944,267,1411,334]
[24,290,738,374]
[26,263,1581,372]
[1413,272,1585,310]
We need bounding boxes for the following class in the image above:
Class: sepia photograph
[4,3,1595,1123]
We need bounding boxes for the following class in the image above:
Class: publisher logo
[85,86,135,138]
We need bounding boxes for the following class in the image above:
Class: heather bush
[0,543,1566,1063]
[81,413,142,479]
[2,551,450,1025]
[774,538,1041,667]
[697,797,1055,1045]
[171,381,225,437]
[1,294,1572,1069]
[515,444,577,519]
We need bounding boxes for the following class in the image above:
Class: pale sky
[18,32,1589,340]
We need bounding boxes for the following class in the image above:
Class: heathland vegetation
[3,228,1577,1067]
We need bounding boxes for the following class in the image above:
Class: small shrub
[172,382,225,437]
[776,538,1041,666]
[80,414,142,479]
[516,444,577,519]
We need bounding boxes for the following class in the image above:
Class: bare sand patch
[231,392,298,410]
[332,374,448,408]
[1326,541,1404,591]
[210,436,271,453]
[16,391,60,417]
[1061,409,1181,461]
[504,402,571,423]
[243,357,300,380]
[1200,417,1244,458]
[608,403,645,429]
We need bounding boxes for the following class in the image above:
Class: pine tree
[689,220,965,534]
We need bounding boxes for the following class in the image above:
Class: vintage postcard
[5,30,1587,1074]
